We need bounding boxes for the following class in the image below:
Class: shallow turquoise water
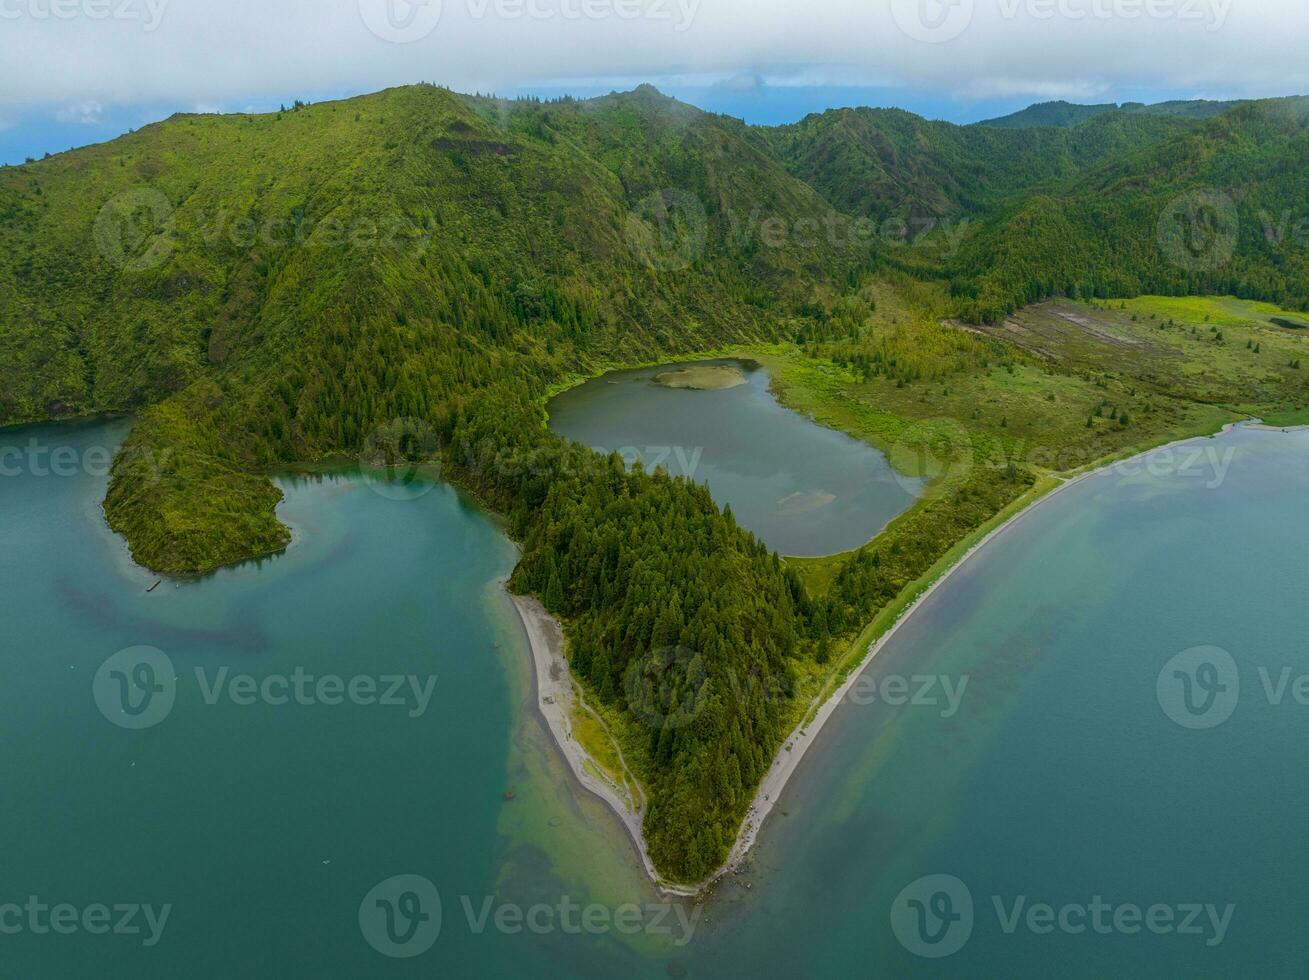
[5,419,1309,977]
[687,423,1309,977]
[0,420,673,978]
[547,359,924,556]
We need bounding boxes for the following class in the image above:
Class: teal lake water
[4,418,1309,976]
[0,420,671,978]
[547,359,924,556]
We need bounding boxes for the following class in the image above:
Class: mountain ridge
[975,97,1248,128]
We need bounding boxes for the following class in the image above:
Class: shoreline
[506,592,684,894]
[507,419,1263,897]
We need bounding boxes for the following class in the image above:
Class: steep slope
[950,97,1309,320]
[0,85,853,428]
[757,96,1309,323]
[760,105,1197,223]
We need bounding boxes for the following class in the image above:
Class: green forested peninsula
[4,85,1309,882]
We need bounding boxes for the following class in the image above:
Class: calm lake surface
[547,359,924,556]
[5,418,1309,977]
[0,420,669,978]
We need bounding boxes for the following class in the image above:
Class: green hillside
[4,83,1309,885]
[977,98,1243,129]
[761,104,1198,223]
[764,95,1309,322]
[951,97,1309,321]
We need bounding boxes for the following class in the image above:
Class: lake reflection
[548,359,923,556]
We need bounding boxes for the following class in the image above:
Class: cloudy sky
[2,0,1307,163]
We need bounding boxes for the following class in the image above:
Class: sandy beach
[508,421,1260,896]
[507,593,684,891]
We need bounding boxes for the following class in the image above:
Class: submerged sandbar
[652,365,746,390]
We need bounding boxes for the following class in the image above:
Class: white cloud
[967,77,1112,102]
[54,100,105,124]
[0,0,1305,113]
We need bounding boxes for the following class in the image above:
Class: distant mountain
[761,105,1196,223]
[953,96,1309,320]
[977,98,1246,129]
[757,94,1309,321]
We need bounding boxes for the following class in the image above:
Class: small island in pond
[775,490,837,516]
[653,364,747,390]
